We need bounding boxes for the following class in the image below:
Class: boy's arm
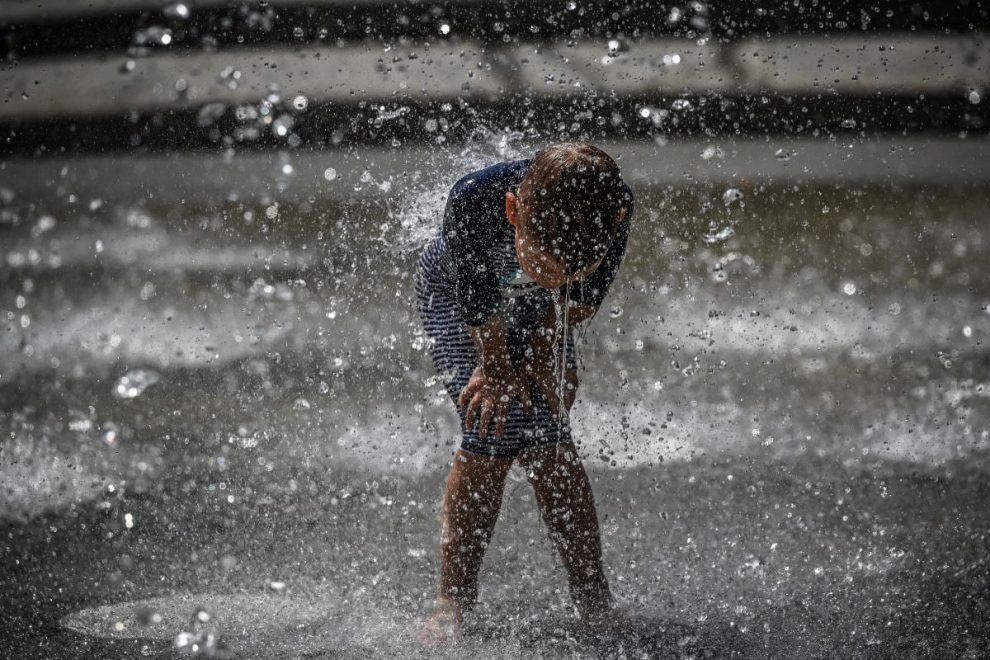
[459,313,532,440]
[466,313,515,375]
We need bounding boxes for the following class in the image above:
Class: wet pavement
[1,142,989,658]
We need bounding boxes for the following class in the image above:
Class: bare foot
[416,600,463,645]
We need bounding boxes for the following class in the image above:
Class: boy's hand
[458,364,532,440]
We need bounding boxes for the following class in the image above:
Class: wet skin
[424,443,610,642]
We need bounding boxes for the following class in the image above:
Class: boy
[414,142,633,637]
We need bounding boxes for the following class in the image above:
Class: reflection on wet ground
[1,175,989,657]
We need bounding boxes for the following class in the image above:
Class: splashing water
[722,188,744,207]
[390,126,531,253]
[113,369,161,399]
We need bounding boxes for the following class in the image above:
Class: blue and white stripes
[415,235,574,457]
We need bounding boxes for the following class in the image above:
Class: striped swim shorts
[415,236,575,457]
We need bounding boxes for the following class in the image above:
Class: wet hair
[517,142,627,274]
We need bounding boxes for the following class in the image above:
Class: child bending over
[415,142,633,637]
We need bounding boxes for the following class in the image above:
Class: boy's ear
[505,191,519,227]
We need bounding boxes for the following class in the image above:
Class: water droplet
[608,306,623,319]
[722,188,743,206]
[140,282,156,300]
[218,66,241,89]
[292,94,308,111]
[963,325,973,337]
[840,118,857,129]
[163,3,190,19]
[774,148,792,161]
[272,114,294,137]
[136,607,163,626]
[703,226,735,244]
[103,423,120,446]
[323,167,338,181]
[248,277,293,301]
[126,209,153,228]
[293,398,311,411]
[196,102,226,128]
[968,89,981,104]
[671,99,693,112]
[68,417,93,433]
[842,282,857,295]
[439,23,451,35]
[113,369,161,399]
[133,26,173,47]
[700,145,723,160]
[32,215,56,238]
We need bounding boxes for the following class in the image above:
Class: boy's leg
[437,449,515,613]
[518,443,611,620]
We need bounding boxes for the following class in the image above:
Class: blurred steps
[2,34,989,153]
[3,136,989,210]
[3,36,988,120]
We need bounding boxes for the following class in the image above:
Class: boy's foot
[416,600,464,645]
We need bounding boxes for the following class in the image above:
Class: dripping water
[553,282,571,447]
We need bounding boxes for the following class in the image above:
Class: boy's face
[505,191,604,289]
